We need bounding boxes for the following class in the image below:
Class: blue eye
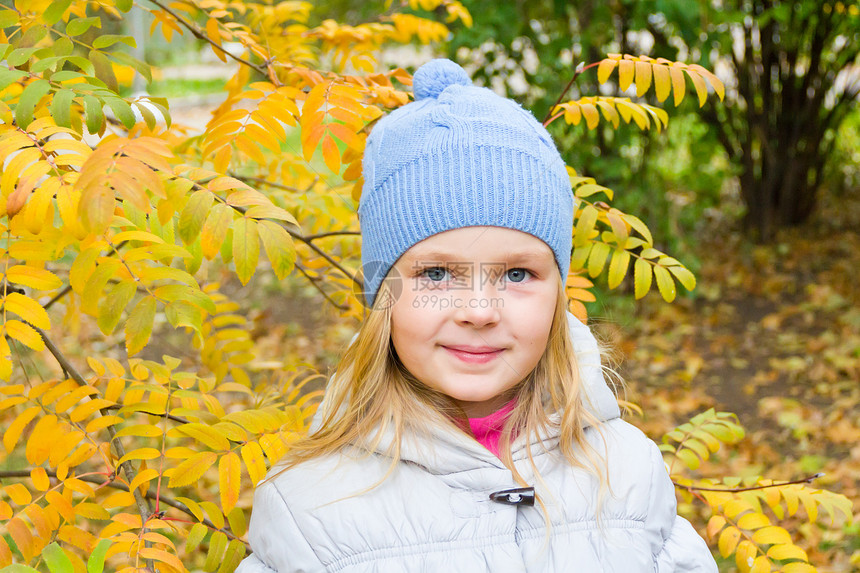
[422,267,450,281]
[505,268,531,283]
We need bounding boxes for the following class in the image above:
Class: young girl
[236,59,717,572]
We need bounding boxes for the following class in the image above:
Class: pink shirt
[467,400,516,457]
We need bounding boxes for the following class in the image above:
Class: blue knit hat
[358,59,573,306]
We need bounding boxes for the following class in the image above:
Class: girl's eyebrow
[404,249,552,265]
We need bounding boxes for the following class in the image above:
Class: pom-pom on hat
[358,58,574,307]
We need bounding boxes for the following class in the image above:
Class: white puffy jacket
[236,316,717,572]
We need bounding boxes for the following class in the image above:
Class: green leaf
[105,97,136,129]
[134,101,157,130]
[66,16,100,36]
[0,69,27,92]
[87,539,112,573]
[16,79,51,130]
[125,295,156,356]
[89,49,118,93]
[98,280,137,335]
[179,190,214,244]
[42,542,74,573]
[50,88,75,128]
[111,51,152,84]
[6,47,38,67]
[53,36,74,57]
[43,0,73,25]
[218,539,247,573]
[165,300,203,333]
[186,522,208,552]
[83,95,104,135]
[31,56,66,74]
[64,56,95,75]
[0,565,41,573]
[92,34,136,50]
[0,9,19,28]
[633,258,652,299]
[152,284,215,314]
[204,531,229,572]
[232,218,260,285]
[257,220,296,280]
[116,0,133,11]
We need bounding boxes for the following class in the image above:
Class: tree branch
[674,473,823,493]
[0,470,249,549]
[146,0,274,83]
[35,327,152,523]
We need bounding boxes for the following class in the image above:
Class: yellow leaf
[653,265,676,302]
[45,490,75,523]
[574,205,598,246]
[596,58,617,84]
[737,512,770,530]
[6,517,35,561]
[117,447,161,466]
[735,540,758,572]
[653,64,671,103]
[751,525,793,546]
[669,64,686,106]
[176,422,231,451]
[5,264,63,291]
[618,59,635,92]
[780,562,815,573]
[607,249,630,289]
[633,258,652,300]
[634,60,652,97]
[321,133,341,173]
[240,442,267,485]
[580,103,599,129]
[4,483,32,505]
[767,543,808,561]
[31,466,50,491]
[169,451,218,488]
[5,319,45,351]
[749,556,771,573]
[25,413,58,465]
[219,452,241,514]
[201,202,234,260]
[706,515,726,540]
[2,292,50,330]
[586,242,610,278]
[718,525,741,558]
[686,68,708,106]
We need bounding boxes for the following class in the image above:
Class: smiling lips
[442,345,505,364]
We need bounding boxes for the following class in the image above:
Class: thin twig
[295,262,350,311]
[542,61,602,126]
[673,473,823,493]
[147,0,274,83]
[228,173,306,194]
[35,327,152,522]
[303,230,361,241]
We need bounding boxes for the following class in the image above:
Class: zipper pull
[489,487,535,506]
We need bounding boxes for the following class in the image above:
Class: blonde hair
[272,275,610,511]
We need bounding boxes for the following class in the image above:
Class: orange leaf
[219,452,241,514]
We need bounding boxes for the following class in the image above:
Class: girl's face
[389,226,559,418]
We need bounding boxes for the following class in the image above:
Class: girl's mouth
[442,345,505,364]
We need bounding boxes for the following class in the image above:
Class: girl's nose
[453,293,502,328]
